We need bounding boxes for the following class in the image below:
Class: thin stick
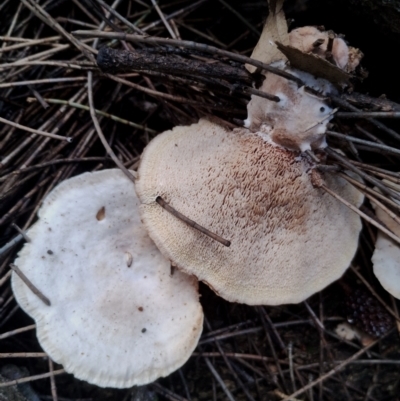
[7,60,94,69]
[9,264,51,306]
[0,271,12,287]
[244,86,280,102]
[363,191,400,226]
[0,369,65,388]
[304,301,324,331]
[204,318,256,401]
[156,196,231,247]
[0,353,47,358]
[87,71,136,184]
[20,0,96,61]
[336,111,400,118]
[0,234,24,257]
[0,324,36,340]
[350,266,400,323]
[141,0,206,32]
[94,0,145,34]
[150,0,176,39]
[0,44,70,71]
[390,296,400,334]
[0,157,112,182]
[305,150,320,163]
[348,160,400,179]
[320,185,400,246]
[56,16,98,29]
[11,223,31,242]
[0,116,72,142]
[263,311,287,351]
[304,108,338,132]
[199,327,262,345]
[48,358,59,401]
[0,36,61,53]
[204,357,236,401]
[217,0,260,36]
[288,342,296,393]
[325,148,400,202]
[0,77,87,89]
[327,131,400,156]
[280,333,388,401]
[331,95,400,142]
[340,173,400,212]
[194,351,283,363]
[151,383,189,401]
[27,97,157,133]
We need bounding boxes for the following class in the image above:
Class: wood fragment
[156,196,231,247]
[9,264,51,306]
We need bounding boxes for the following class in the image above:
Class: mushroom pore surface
[136,119,364,305]
[11,169,203,388]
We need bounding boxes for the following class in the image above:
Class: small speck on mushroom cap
[136,119,364,305]
[11,169,203,388]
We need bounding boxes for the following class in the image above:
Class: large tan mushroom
[11,169,203,388]
[136,119,364,305]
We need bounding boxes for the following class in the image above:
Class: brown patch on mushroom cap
[136,119,364,305]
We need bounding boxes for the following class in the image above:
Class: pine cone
[345,288,393,337]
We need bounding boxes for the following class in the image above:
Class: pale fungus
[244,64,335,151]
[288,26,350,70]
[11,169,204,388]
[245,1,362,152]
[371,181,400,300]
[136,119,364,305]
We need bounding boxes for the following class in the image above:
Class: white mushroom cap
[372,182,400,299]
[11,169,203,388]
[136,119,364,305]
[245,61,334,151]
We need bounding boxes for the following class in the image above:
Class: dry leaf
[246,0,288,73]
[276,41,351,85]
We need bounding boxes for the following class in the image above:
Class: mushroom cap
[136,119,364,305]
[11,169,203,388]
[371,182,400,299]
[245,61,334,151]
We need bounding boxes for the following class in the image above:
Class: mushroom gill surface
[136,119,364,305]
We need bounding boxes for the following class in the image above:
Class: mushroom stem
[9,264,51,306]
[156,196,231,247]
